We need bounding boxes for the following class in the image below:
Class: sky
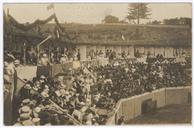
[3,3,192,24]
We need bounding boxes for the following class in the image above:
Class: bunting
[6,13,78,42]
[7,14,56,31]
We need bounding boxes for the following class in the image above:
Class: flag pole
[52,4,55,15]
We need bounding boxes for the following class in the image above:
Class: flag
[47,4,54,11]
[121,34,125,41]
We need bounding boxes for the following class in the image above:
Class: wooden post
[37,45,40,65]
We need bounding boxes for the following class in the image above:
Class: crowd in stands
[38,47,81,65]
[8,46,81,66]
[4,50,191,125]
[87,49,132,61]
[49,47,80,64]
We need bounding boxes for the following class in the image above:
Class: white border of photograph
[0,0,193,128]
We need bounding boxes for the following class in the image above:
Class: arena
[3,4,192,126]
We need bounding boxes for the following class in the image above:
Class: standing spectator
[4,54,17,125]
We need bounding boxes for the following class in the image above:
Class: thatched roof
[4,13,191,47]
[42,23,191,47]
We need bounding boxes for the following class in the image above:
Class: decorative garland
[7,14,77,41]
[7,14,56,31]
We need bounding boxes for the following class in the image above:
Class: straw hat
[22,120,34,126]
[21,99,31,106]
[42,53,47,58]
[14,59,20,65]
[14,122,22,126]
[41,91,49,98]
[19,106,31,114]
[19,113,31,121]
[24,84,31,90]
[33,107,41,118]
[34,107,41,113]
[32,118,40,125]
[80,102,85,106]
[40,75,46,79]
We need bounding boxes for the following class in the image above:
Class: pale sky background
[3,3,192,24]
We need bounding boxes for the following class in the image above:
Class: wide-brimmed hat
[79,102,85,106]
[24,84,31,90]
[41,91,49,98]
[40,75,46,79]
[30,99,37,105]
[14,122,22,126]
[22,120,34,126]
[42,53,47,58]
[14,59,20,65]
[33,107,41,113]
[19,106,31,114]
[19,113,31,121]
[32,118,40,125]
[21,99,31,106]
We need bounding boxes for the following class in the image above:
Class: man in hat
[14,59,21,68]
[4,54,18,125]
[20,83,32,100]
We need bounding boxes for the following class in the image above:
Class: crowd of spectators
[4,50,191,125]
[91,59,189,103]
[10,56,190,125]
[9,46,81,66]
[87,49,131,61]
[49,47,80,64]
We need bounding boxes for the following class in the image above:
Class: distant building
[4,14,192,62]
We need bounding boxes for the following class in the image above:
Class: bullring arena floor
[126,104,191,124]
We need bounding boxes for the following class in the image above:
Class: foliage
[102,15,120,24]
[127,3,151,24]
[147,20,161,25]
[163,17,192,26]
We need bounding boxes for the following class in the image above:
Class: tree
[102,15,119,24]
[163,18,179,25]
[163,17,191,26]
[127,3,151,24]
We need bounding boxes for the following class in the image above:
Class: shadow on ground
[126,104,191,124]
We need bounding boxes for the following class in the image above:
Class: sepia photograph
[3,2,192,126]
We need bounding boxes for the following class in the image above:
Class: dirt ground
[126,104,191,124]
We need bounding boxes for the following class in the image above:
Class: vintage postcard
[3,3,192,126]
